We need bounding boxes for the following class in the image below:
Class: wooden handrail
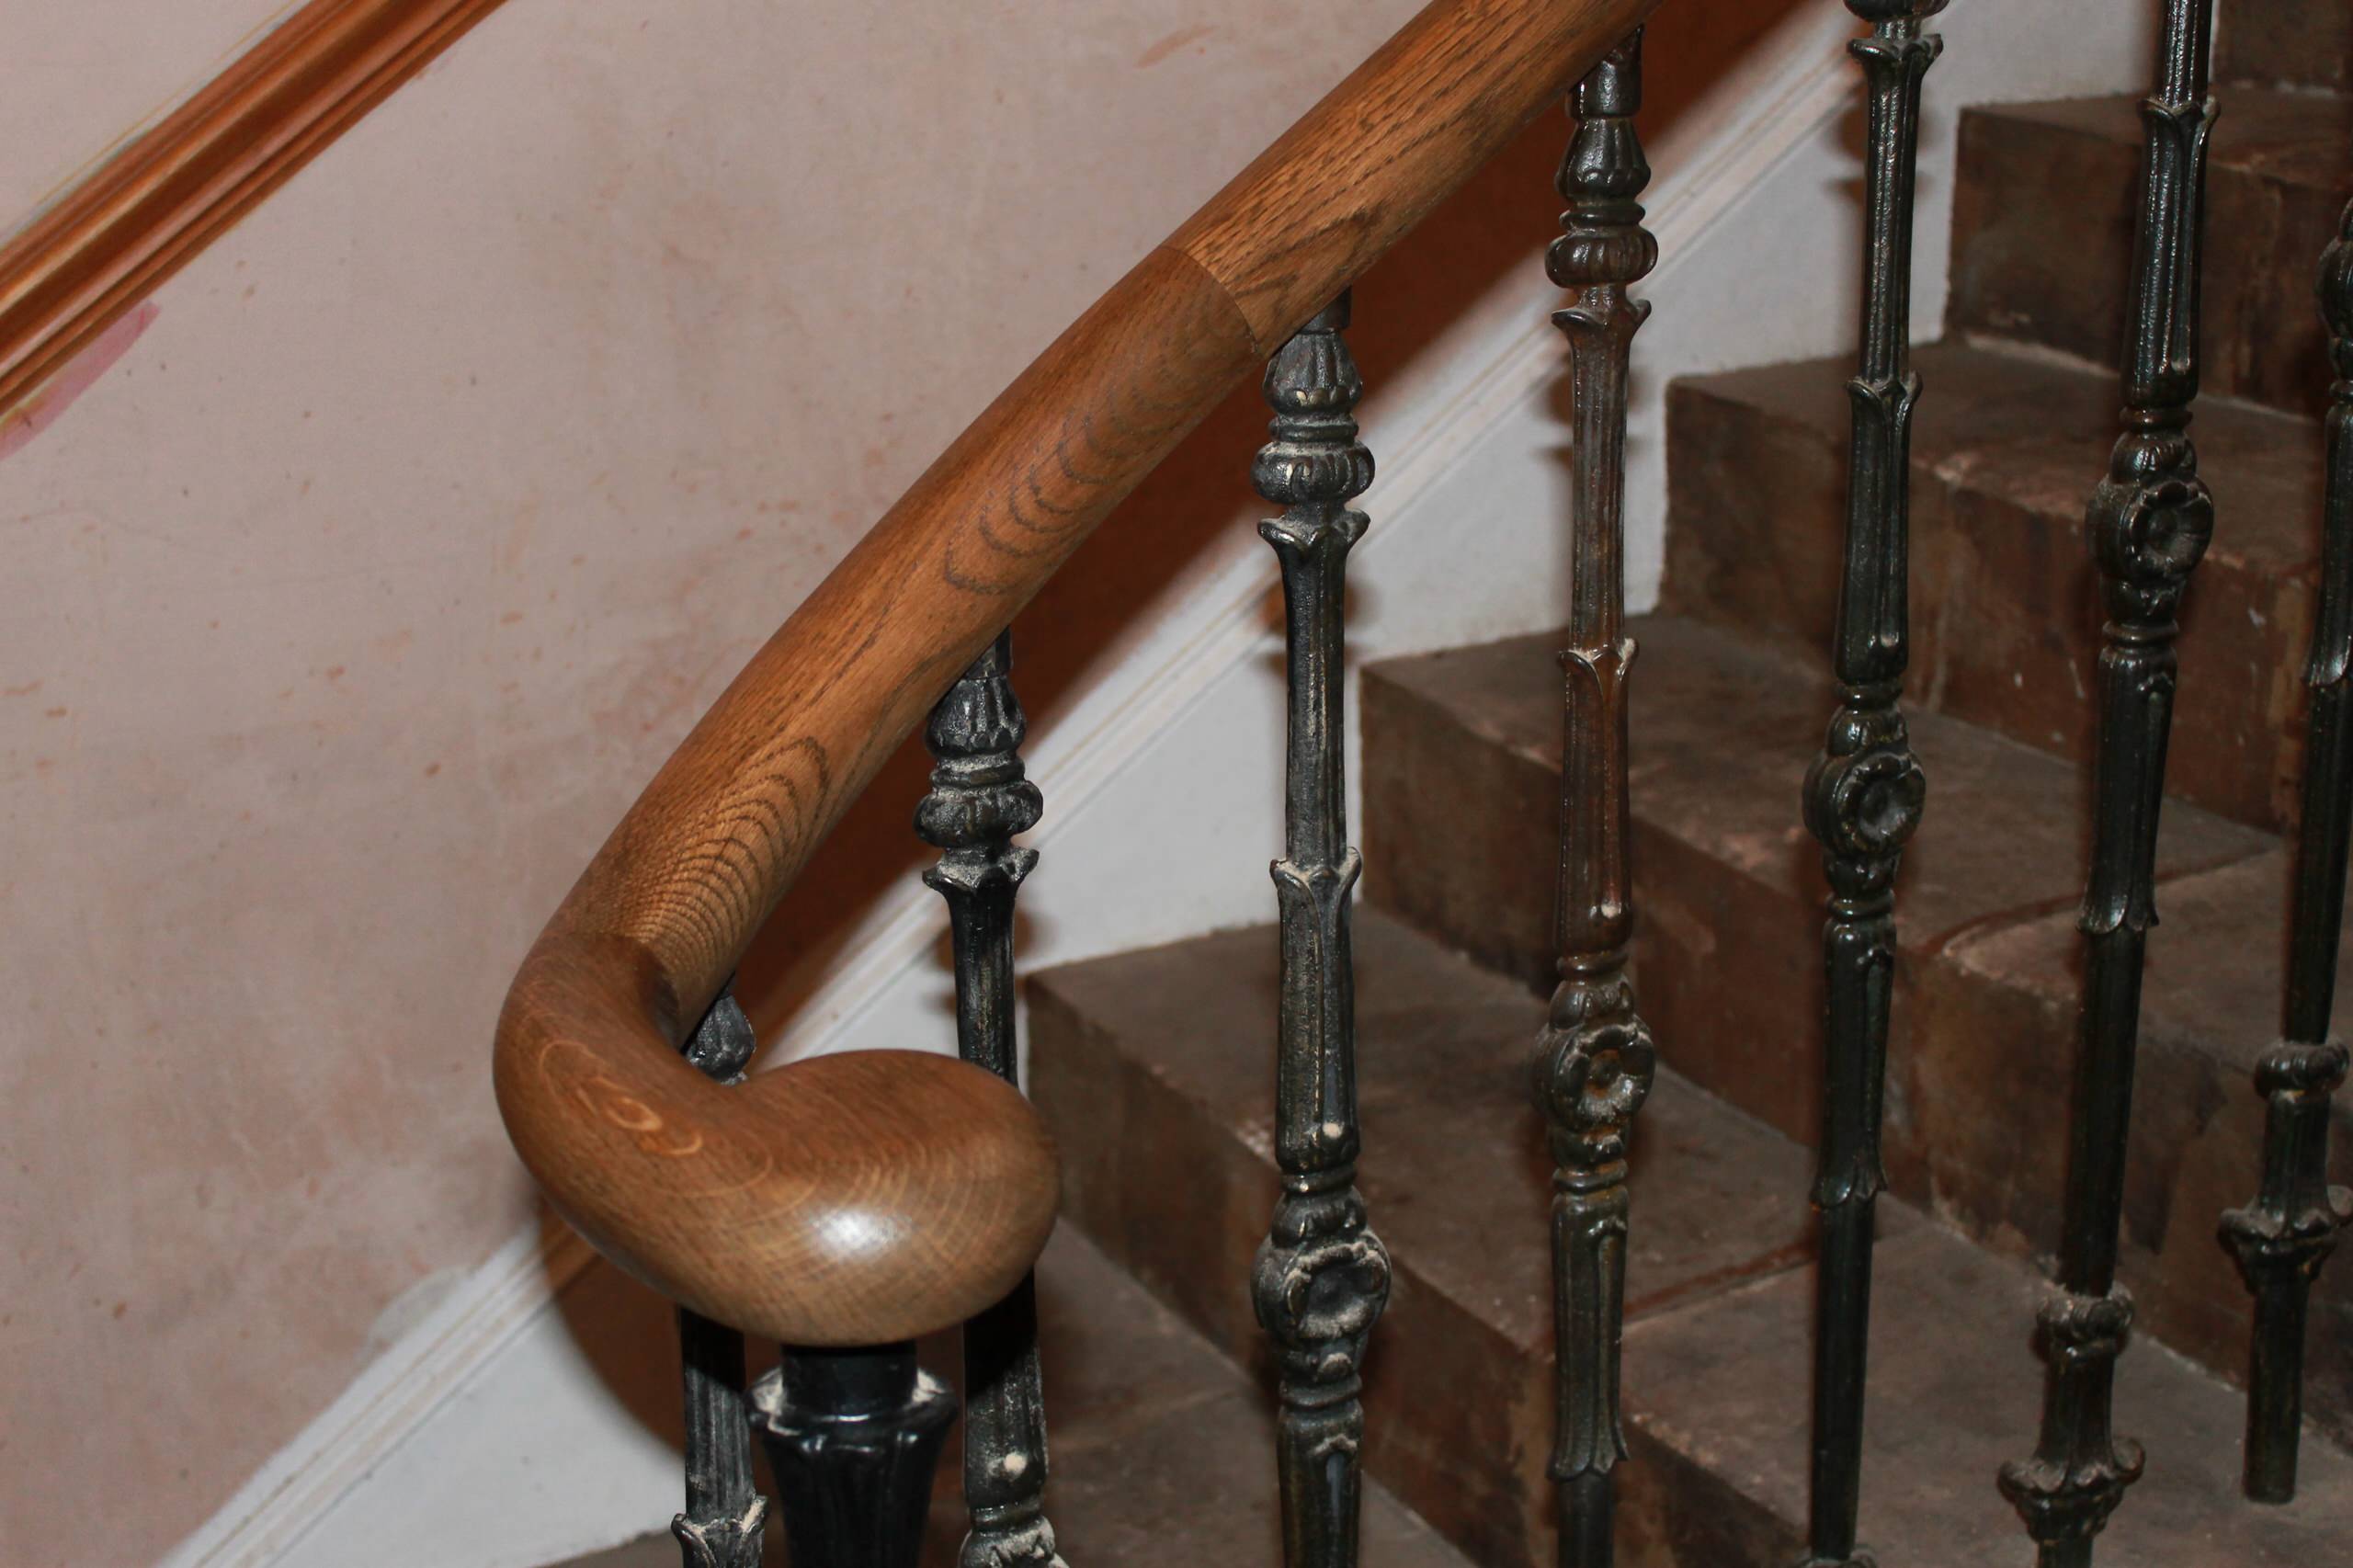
[0,0,506,416]
[494,0,1662,1345]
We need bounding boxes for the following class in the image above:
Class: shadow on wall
[549,0,1817,1459]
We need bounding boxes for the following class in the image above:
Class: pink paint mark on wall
[0,301,160,462]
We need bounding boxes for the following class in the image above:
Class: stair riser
[2222,0,2353,92]
[1904,933,2353,1432]
[1948,100,2346,420]
[1617,1441,1796,1568]
[1361,661,2353,1445]
[1661,377,2312,833]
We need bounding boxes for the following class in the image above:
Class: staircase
[1003,5,2353,1566]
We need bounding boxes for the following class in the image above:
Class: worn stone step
[1358,611,2353,1447]
[1623,1217,2353,1566]
[2222,0,2353,93]
[1028,907,2353,1566]
[545,1228,1465,1568]
[1031,910,1824,1568]
[1032,908,1825,1568]
[1949,88,2351,418]
[1662,338,2323,831]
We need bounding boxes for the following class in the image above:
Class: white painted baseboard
[158,2,2154,1562]
[157,1224,596,1568]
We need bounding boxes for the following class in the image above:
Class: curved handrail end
[495,932,1058,1346]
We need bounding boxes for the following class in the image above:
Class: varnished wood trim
[1170,0,1662,352]
[0,0,508,415]
[498,0,1661,1344]
[495,935,1058,1346]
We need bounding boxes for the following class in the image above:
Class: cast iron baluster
[916,632,1066,1568]
[704,983,952,1568]
[1538,33,1657,1568]
[1798,6,1940,1565]
[2000,5,2217,1562]
[1250,290,1391,1568]
[2218,199,2353,1505]
[755,1345,957,1568]
[672,983,767,1568]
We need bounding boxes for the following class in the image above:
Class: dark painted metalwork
[671,983,767,1568]
[1797,6,1940,1565]
[680,977,759,1084]
[753,1344,957,1568]
[2000,6,2217,1562]
[2218,194,2353,1505]
[2222,1046,2352,1500]
[1538,34,1657,1568]
[1248,289,1392,1568]
[917,632,1066,1568]
[674,1311,767,1568]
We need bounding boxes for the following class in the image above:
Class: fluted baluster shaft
[2219,193,2353,1506]
[917,634,1064,1568]
[2001,5,2218,1562]
[1538,34,1657,1568]
[754,1345,957,1568]
[672,985,768,1568]
[1798,7,1941,1566]
[1250,290,1391,1568]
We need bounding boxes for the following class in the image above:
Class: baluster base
[754,1345,956,1568]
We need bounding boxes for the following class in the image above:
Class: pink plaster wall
[0,2,1442,1562]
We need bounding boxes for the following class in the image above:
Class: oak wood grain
[1170,0,1665,353]
[495,937,1058,1346]
[497,0,1660,1345]
[0,0,507,416]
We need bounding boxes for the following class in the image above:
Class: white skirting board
[159,3,2152,1563]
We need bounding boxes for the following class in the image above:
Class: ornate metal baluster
[754,1344,957,1568]
[1248,290,1391,1568]
[672,984,768,1568]
[2000,5,2218,1562]
[916,633,1066,1568]
[2218,198,2353,1505]
[1798,6,1940,1565]
[1538,34,1657,1568]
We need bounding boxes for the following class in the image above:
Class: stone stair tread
[1665,341,2325,830]
[1033,912,1824,1356]
[2222,0,2353,93]
[1949,88,2351,419]
[1985,90,2351,199]
[1031,905,1830,1568]
[1674,339,2321,574]
[991,1228,1464,1567]
[1628,1220,2353,1565]
[1366,610,2273,1016]
[541,1228,1465,1568]
[1029,907,2353,1566]
[1360,612,2353,1445]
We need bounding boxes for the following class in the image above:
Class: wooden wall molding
[0,0,508,416]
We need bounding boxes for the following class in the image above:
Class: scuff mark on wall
[0,300,159,461]
[1133,24,1216,70]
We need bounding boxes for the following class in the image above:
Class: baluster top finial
[1573,28,1643,119]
